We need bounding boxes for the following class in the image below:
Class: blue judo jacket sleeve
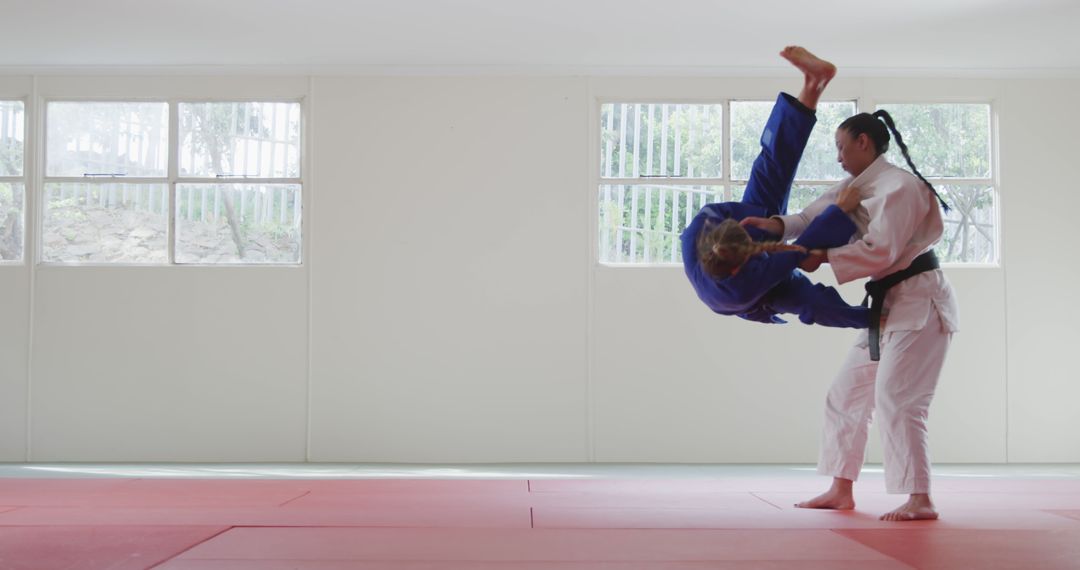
[681,202,870,328]
[794,204,856,250]
[765,274,870,329]
[781,204,870,328]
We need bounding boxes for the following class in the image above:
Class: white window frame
[597,99,726,266]
[0,97,28,265]
[595,96,859,267]
[39,97,304,267]
[872,99,999,268]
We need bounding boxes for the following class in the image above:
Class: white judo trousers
[776,155,960,495]
[819,298,952,494]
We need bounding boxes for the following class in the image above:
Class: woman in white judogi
[743,111,959,521]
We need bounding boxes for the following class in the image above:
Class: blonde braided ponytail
[697,218,806,280]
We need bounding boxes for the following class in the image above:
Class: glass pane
[42,183,168,263]
[0,182,24,261]
[599,184,725,264]
[731,100,855,181]
[46,102,168,177]
[935,185,996,263]
[600,103,722,179]
[730,184,832,215]
[180,102,301,178]
[175,184,301,264]
[0,101,25,176]
[878,103,991,178]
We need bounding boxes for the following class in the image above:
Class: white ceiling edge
[0,64,1078,79]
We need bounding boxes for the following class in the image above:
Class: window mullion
[176,177,302,184]
[924,178,992,185]
[723,99,731,200]
[599,177,727,186]
[40,176,167,184]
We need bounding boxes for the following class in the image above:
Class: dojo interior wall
[0,73,1075,463]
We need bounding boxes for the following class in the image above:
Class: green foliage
[730,100,855,181]
[878,104,995,262]
[181,103,272,175]
[600,100,997,264]
[180,102,299,178]
[601,104,723,178]
[0,142,23,177]
[935,186,996,263]
[881,104,990,178]
[599,185,723,263]
[0,101,25,177]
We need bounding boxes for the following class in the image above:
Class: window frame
[39,96,305,267]
[595,96,860,267]
[0,97,28,265]
[871,99,999,268]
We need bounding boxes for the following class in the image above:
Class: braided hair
[697,218,806,280]
[838,110,949,212]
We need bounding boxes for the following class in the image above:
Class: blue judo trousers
[680,92,869,329]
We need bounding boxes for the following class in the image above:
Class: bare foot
[880,495,939,521]
[780,45,837,86]
[795,489,855,510]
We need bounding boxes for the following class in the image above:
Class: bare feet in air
[880,494,939,521]
[796,478,855,510]
[781,45,837,91]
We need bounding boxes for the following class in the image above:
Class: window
[0,100,25,262]
[597,98,996,266]
[43,100,301,265]
[598,103,723,264]
[731,100,856,212]
[176,102,301,264]
[597,99,855,264]
[877,103,995,264]
[44,102,169,263]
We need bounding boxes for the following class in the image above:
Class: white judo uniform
[776,155,960,494]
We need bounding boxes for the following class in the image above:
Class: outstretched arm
[741,182,859,241]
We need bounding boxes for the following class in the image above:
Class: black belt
[862,250,940,361]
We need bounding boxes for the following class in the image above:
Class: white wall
[307,77,590,462]
[10,76,313,462]
[1000,79,1080,462]
[0,73,1075,463]
[0,76,33,461]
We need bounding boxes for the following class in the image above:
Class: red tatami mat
[0,473,1077,568]
[173,527,893,562]
[0,525,228,570]
[533,504,1080,530]
[0,479,311,507]
[835,529,1080,570]
[0,504,531,528]
[157,560,915,569]
[527,478,828,494]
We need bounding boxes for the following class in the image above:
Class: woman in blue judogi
[681,47,869,329]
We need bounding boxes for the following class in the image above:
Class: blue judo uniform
[680,93,869,329]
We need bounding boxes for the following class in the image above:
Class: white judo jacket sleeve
[774,156,959,334]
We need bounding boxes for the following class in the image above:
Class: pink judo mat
[1,474,1079,569]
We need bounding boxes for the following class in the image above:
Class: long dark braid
[839,111,950,212]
